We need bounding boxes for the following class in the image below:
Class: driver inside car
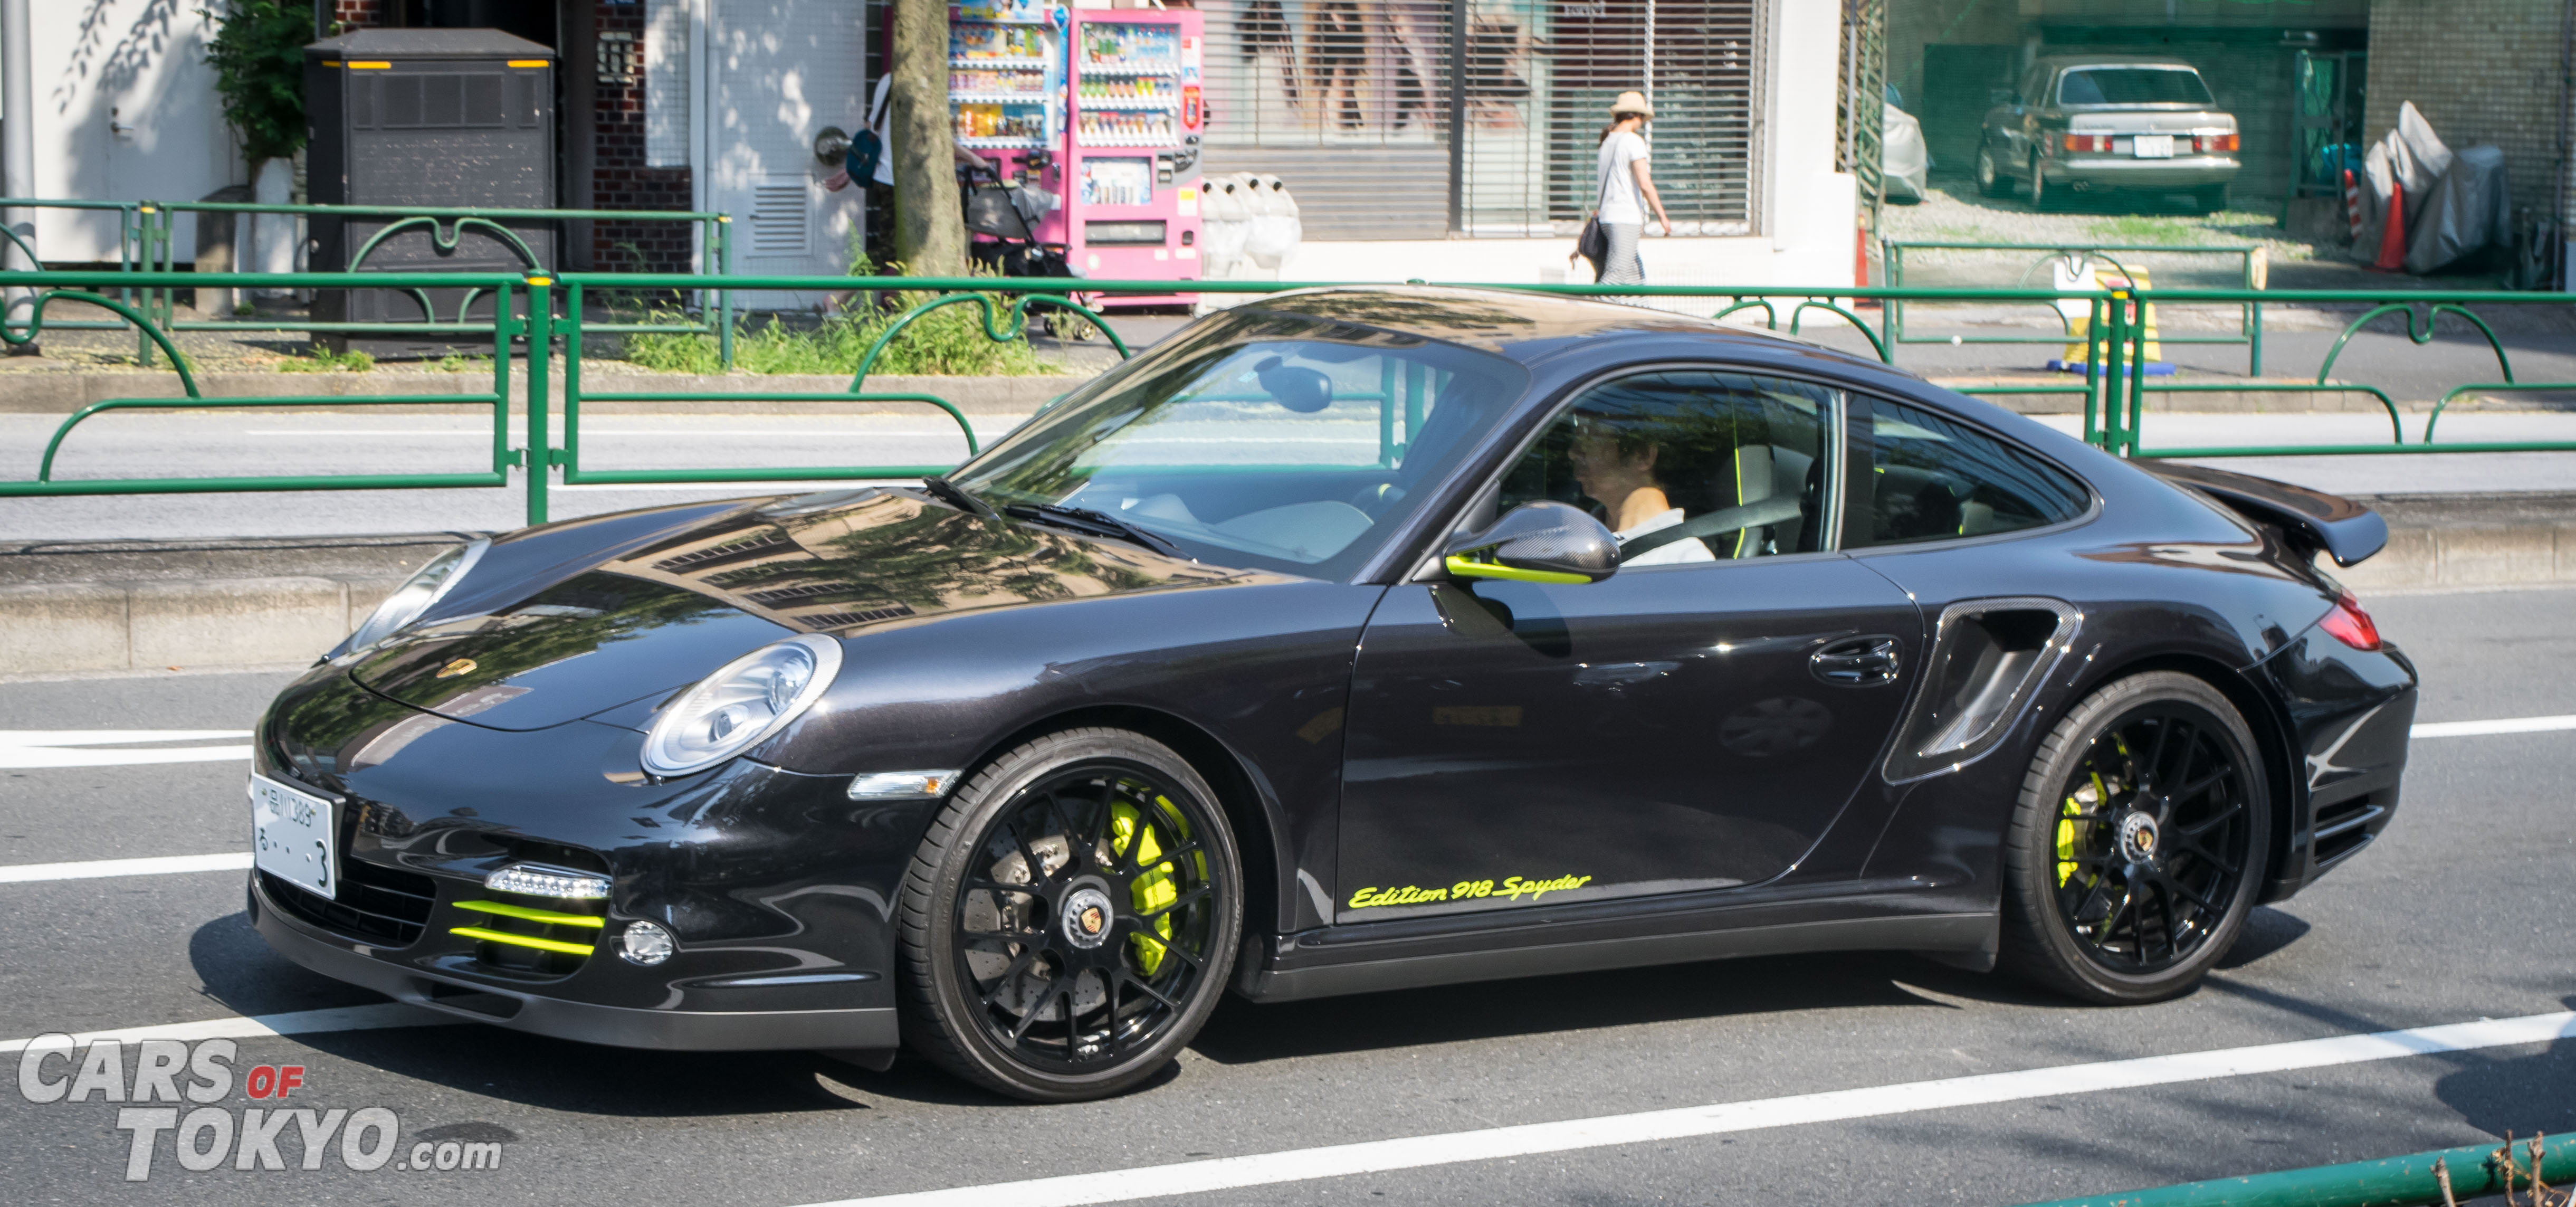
[1568,421,1718,565]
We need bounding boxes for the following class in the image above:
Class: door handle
[1811,635,1902,686]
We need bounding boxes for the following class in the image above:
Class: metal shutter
[1202,0,1455,240]
[1204,0,1763,239]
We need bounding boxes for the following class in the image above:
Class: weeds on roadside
[2083,216,2207,245]
[278,345,374,373]
[615,252,1064,377]
[433,351,490,373]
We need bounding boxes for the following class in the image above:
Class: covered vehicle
[1975,55,2241,212]
[249,288,2415,1101]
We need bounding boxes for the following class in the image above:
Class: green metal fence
[0,198,158,337]
[3,267,2573,529]
[1884,240,2269,375]
[0,269,527,499]
[2013,1132,2571,1207]
[129,201,737,368]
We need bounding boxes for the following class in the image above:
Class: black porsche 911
[249,287,2416,1101]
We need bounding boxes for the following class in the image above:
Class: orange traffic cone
[2369,180,2407,272]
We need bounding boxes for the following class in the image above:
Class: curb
[0,575,400,674]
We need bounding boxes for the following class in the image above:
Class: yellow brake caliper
[1110,796,1195,976]
[2057,773,2107,888]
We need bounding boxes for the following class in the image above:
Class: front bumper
[2044,155,2239,189]
[252,871,898,1050]
[246,663,942,1052]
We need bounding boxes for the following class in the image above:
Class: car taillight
[2062,134,2112,153]
[2318,590,2381,651]
[2197,132,2239,153]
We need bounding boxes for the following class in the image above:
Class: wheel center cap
[1060,886,1114,950]
[2117,811,2161,864]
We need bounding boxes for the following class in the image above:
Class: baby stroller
[960,169,1096,340]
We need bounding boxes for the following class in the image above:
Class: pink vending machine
[1064,8,1204,306]
[949,2,1203,306]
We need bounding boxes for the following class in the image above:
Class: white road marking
[0,1003,463,1054]
[2410,715,2576,739]
[0,852,251,883]
[799,1012,2576,1207]
[0,729,251,746]
[0,729,254,769]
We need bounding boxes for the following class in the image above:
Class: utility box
[304,30,557,344]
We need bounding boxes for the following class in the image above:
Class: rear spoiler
[2139,462,2389,567]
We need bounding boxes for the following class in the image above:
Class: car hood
[349,488,1249,730]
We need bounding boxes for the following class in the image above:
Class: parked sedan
[248,287,2413,1101]
[1976,55,2241,212]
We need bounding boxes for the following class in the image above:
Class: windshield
[951,308,1530,577]
[2058,67,2212,106]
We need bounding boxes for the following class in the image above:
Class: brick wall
[591,4,698,272]
[330,1,381,30]
[2364,0,2569,217]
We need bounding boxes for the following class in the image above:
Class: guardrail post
[717,215,734,371]
[562,281,582,485]
[524,272,553,526]
[2126,292,2149,457]
[2101,292,2129,455]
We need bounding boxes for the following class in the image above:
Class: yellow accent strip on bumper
[450,926,595,956]
[454,899,606,928]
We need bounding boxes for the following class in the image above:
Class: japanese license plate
[2132,134,2176,159]
[250,775,337,900]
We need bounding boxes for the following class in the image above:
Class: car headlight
[349,539,489,650]
[641,635,843,776]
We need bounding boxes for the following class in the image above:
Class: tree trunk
[890,0,964,277]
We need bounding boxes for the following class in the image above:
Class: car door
[1334,369,1925,921]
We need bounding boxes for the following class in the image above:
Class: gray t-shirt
[1596,130,1648,225]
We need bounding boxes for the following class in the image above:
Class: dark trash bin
[304,28,556,354]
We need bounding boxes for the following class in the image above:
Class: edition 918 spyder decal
[1347,873,1594,910]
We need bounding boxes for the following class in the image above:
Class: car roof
[2033,54,2206,73]
[1233,285,1886,372]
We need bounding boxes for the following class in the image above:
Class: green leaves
[203,0,311,164]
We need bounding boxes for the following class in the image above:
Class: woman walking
[1582,90,1674,286]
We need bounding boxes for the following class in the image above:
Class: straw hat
[1609,90,1654,119]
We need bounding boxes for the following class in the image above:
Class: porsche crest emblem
[435,657,480,679]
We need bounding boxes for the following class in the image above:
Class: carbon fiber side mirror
[1444,500,1618,585]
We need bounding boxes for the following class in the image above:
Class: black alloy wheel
[898,728,1242,1100]
[2001,672,2269,1003]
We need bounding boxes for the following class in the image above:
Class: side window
[1849,397,2088,548]
[1497,371,1833,565]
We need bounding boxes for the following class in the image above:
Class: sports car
[249,287,2417,1101]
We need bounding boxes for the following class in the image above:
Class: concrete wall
[28,0,239,262]
[2363,0,2570,218]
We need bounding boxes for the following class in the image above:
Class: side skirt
[1238,912,1996,1002]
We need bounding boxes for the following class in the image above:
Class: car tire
[1976,149,2009,197]
[2028,156,2059,211]
[897,727,1244,1101]
[2195,184,2228,215]
[1998,671,2271,1005]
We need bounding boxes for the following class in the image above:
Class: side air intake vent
[1883,597,2081,783]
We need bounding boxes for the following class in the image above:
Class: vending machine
[949,2,1204,307]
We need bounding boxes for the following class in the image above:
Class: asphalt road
[0,583,2570,1205]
